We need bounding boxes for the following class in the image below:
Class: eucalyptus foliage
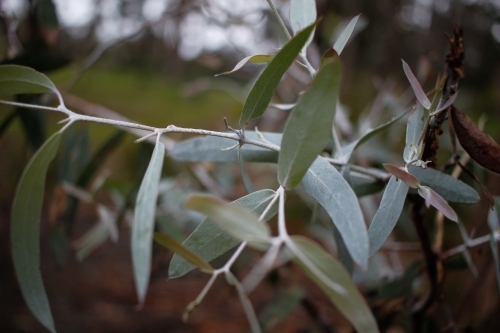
[2,2,497,333]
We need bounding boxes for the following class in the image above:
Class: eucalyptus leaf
[290,0,316,51]
[240,23,316,127]
[215,54,274,77]
[341,108,410,163]
[132,141,165,304]
[290,236,379,333]
[278,54,342,189]
[170,190,278,278]
[368,176,409,256]
[184,194,272,248]
[154,232,213,273]
[169,131,281,163]
[0,65,59,96]
[74,222,109,262]
[487,205,500,294]
[402,60,431,109]
[408,165,479,204]
[333,14,360,55]
[403,103,426,163]
[11,132,61,333]
[332,224,354,274]
[301,156,368,269]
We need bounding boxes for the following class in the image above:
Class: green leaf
[487,205,500,294]
[240,23,316,127]
[408,165,479,204]
[215,55,274,76]
[169,190,278,278]
[11,132,61,333]
[278,54,342,189]
[258,288,305,332]
[301,156,368,269]
[154,232,213,273]
[290,0,316,35]
[368,176,409,256]
[403,103,426,163]
[132,141,165,304]
[169,131,281,163]
[184,194,272,249]
[332,224,354,274]
[341,108,410,163]
[73,222,109,262]
[333,14,360,55]
[402,60,431,109]
[0,65,59,96]
[290,0,316,51]
[290,236,379,333]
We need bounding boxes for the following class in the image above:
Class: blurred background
[1,0,500,332]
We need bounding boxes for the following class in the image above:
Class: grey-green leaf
[487,203,500,294]
[12,132,61,333]
[403,103,425,163]
[0,65,58,95]
[278,55,342,189]
[169,131,281,163]
[333,14,360,55]
[408,165,480,204]
[290,236,379,333]
[368,176,409,256]
[290,0,316,50]
[240,23,316,127]
[184,194,272,247]
[301,156,368,269]
[132,141,165,304]
[169,190,278,278]
[215,54,274,77]
[154,232,213,273]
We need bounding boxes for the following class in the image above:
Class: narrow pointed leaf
[301,156,368,268]
[404,103,426,162]
[290,236,379,333]
[417,185,457,222]
[184,194,271,246]
[154,232,213,273]
[278,54,342,189]
[487,205,500,293]
[12,132,61,333]
[402,60,431,109]
[341,109,410,162]
[368,176,409,256]
[0,65,58,95]
[73,222,109,262]
[408,165,479,204]
[170,131,281,163]
[215,54,274,77]
[450,106,500,174]
[170,190,278,278]
[290,0,316,50]
[333,14,361,55]
[132,141,165,304]
[240,23,316,127]
[383,164,420,188]
[332,224,354,274]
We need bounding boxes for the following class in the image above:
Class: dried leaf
[450,106,500,174]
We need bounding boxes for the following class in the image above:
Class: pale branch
[0,96,390,182]
[441,230,500,259]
